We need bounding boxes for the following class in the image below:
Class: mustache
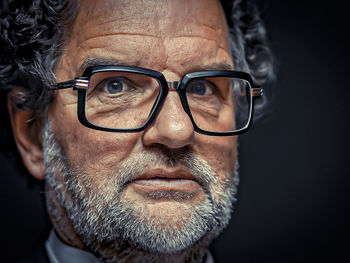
[113,144,215,191]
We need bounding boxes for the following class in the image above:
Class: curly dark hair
[0,0,275,158]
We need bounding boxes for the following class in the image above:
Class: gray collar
[45,231,101,263]
[45,230,214,263]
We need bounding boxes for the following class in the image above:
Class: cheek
[48,95,140,181]
[198,136,237,197]
[196,135,237,176]
[196,136,237,203]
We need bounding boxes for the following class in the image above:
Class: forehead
[57,0,232,79]
[78,0,224,26]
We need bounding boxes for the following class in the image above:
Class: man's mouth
[128,168,201,192]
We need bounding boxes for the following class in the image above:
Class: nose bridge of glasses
[167,81,179,91]
[164,80,188,114]
[159,80,190,119]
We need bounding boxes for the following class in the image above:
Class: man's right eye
[96,77,134,95]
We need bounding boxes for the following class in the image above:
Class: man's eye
[96,77,133,94]
[106,79,124,94]
[186,80,215,96]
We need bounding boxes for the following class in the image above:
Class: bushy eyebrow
[180,60,233,72]
[196,61,233,71]
[77,57,123,75]
[77,57,233,76]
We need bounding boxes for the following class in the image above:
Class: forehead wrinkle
[81,32,161,46]
[201,21,220,31]
[169,34,218,43]
[160,20,221,43]
[89,18,162,36]
[92,17,144,29]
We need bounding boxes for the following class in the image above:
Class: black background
[1,1,349,262]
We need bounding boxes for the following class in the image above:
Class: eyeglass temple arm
[50,80,74,90]
[252,87,263,97]
[50,79,89,90]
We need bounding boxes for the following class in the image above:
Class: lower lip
[131,178,201,192]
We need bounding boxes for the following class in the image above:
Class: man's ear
[7,88,45,180]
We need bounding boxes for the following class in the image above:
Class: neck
[90,240,208,263]
[45,183,85,249]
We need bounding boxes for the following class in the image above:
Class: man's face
[46,0,238,255]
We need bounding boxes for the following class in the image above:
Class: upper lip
[133,168,198,182]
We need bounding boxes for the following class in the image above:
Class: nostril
[145,143,192,167]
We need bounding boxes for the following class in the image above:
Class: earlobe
[7,89,45,180]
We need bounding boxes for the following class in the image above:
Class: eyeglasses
[51,65,263,136]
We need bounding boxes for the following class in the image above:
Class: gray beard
[42,120,239,262]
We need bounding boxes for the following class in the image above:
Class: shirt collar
[45,230,101,263]
[45,230,214,263]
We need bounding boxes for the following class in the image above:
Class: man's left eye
[186,79,216,96]
[106,79,124,94]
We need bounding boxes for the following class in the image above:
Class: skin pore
[15,0,239,262]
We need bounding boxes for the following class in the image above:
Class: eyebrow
[180,60,234,72]
[77,57,233,76]
[196,61,233,71]
[77,57,132,75]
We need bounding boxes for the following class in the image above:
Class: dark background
[1,1,349,262]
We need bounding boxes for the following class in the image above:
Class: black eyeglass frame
[51,65,263,136]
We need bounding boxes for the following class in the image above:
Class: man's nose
[142,88,195,149]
